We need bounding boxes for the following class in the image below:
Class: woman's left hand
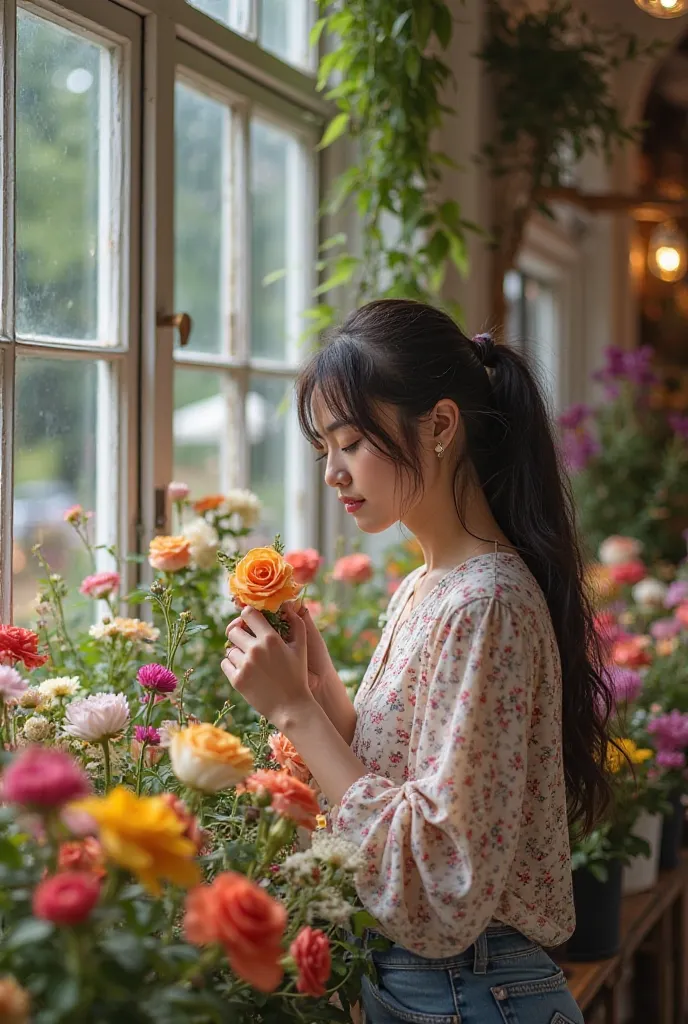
[221,605,314,731]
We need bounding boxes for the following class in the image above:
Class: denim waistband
[367,924,541,975]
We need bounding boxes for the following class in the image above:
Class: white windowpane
[174,368,241,497]
[186,0,253,36]
[175,82,231,355]
[16,11,117,344]
[248,375,289,540]
[250,119,305,360]
[259,0,313,71]
[13,359,100,625]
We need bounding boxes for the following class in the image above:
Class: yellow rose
[170,723,254,793]
[229,546,300,613]
[0,976,30,1024]
[148,535,191,572]
[72,787,200,895]
[606,738,654,773]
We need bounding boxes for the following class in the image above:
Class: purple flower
[593,345,657,395]
[558,404,592,430]
[650,617,682,640]
[648,710,688,750]
[665,580,688,609]
[134,725,161,746]
[137,663,177,694]
[605,666,643,704]
[561,429,600,473]
[669,414,688,441]
[657,750,686,770]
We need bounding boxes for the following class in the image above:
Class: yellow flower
[315,814,328,830]
[0,975,30,1024]
[72,787,200,895]
[585,563,618,605]
[606,738,654,773]
[169,723,254,793]
[657,638,678,658]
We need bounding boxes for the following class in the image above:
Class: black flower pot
[566,861,622,962]
[660,790,685,871]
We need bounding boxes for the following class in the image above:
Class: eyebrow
[323,418,354,435]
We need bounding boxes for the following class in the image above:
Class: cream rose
[170,724,254,793]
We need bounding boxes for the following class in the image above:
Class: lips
[339,496,366,514]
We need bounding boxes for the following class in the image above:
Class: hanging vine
[306,0,474,333]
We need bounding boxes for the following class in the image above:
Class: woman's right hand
[282,601,338,700]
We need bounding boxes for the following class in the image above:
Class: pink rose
[2,748,90,809]
[332,553,373,584]
[33,871,101,926]
[285,549,322,586]
[168,481,190,502]
[608,560,647,587]
[79,571,121,599]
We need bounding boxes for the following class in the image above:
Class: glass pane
[248,375,289,540]
[16,10,113,342]
[186,0,253,35]
[250,120,304,360]
[174,369,241,499]
[13,359,99,626]
[175,81,231,355]
[259,0,313,71]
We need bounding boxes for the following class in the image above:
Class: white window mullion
[0,0,17,624]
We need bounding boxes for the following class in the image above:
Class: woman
[221,299,611,1023]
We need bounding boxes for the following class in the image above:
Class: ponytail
[296,299,612,833]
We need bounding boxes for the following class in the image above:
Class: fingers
[226,616,248,640]
[225,621,255,653]
[240,606,274,639]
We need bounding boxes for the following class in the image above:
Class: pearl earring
[434,442,445,458]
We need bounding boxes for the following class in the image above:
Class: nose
[324,454,352,491]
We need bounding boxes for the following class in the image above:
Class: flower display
[611,635,652,669]
[228,546,301,613]
[242,769,320,830]
[665,580,688,609]
[268,732,312,784]
[222,489,263,527]
[169,724,254,793]
[1,747,90,808]
[74,787,200,895]
[63,693,130,742]
[608,560,647,587]
[57,837,106,878]
[0,625,47,669]
[332,553,373,584]
[290,926,332,997]
[599,536,643,567]
[79,571,121,599]
[605,666,643,705]
[632,577,668,609]
[33,872,101,927]
[148,535,191,573]
[285,548,322,585]
[185,872,287,992]
[182,517,220,570]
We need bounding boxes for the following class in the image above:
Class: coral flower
[33,871,101,926]
[611,635,652,670]
[242,769,320,830]
[0,625,47,669]
[332,553,373,584]
[290,926,331,997]
[148,535,191,572]
[285,548,322,585]
[268,732,311,784]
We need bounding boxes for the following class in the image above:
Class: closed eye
[314,439,361,463]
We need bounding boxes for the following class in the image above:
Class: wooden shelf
[555,852,688,1022]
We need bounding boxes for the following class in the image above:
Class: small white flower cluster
[182,517,220,570]
[37,676,80,701]
[220,489,262,529]
[22,714,52,743]
[311,831,365,872]
[307,888,357,927]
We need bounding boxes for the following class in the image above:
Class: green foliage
[308,0,472,333]
[571,827,651,882]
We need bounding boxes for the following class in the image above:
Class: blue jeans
[361,925,584,1024]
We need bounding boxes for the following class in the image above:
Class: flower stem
[101,739,112,792]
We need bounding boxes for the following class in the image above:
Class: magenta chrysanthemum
[136,663,177,694]
[134,726,161,746]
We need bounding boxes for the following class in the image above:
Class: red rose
[608,561,646,587]
[33,871,101,926]
[0,625,47,669]
[290,926,331,997]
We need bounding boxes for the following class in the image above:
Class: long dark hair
[296,298,611,833]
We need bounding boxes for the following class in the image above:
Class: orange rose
[57,838,106,879]
[268,733,311,785]
[242,769,320,830]
[185,872,287,992]
[193,494,225,514]
[148,535,191,572]
[229,547,300,613]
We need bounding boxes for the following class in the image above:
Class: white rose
[182,517,220,570]
[63,693,130,742]
[632,578,669,609]
[599,535,643,566]
[221,489,262,529]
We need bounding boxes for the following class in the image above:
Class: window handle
[157,312,192,347]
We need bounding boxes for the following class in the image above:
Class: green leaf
[100,932,146,972]
[0,836,23,869]
[404,48,421,82]
[391,11,412,38]
[309,16,326,49]
[8,918,54,948]
[413,6,433,49]
[434,4,453,49]
[318,112,350,151]
[352,908,380,937]
[319,232,347,252]
[313,255,359,297]
[449,233,469,276]
[262,268,287,287]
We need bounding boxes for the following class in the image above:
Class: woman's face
[310,392,429,534]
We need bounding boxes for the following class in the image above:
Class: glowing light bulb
[634,0,687,18]
[648,221,688,282]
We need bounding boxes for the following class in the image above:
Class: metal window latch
[157,312,192,347]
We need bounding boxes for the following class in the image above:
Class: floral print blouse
[331,552,575,957]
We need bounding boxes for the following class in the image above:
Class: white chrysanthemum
[221,489,262,528]
[63,693,130,742]
[308,888,356,927]
[23,714,52,743]
[38,676,80,700]
[632,578,668,610]
[183,517,220,570]
[311,831,365,872]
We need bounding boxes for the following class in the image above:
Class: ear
[431,399,461,450]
